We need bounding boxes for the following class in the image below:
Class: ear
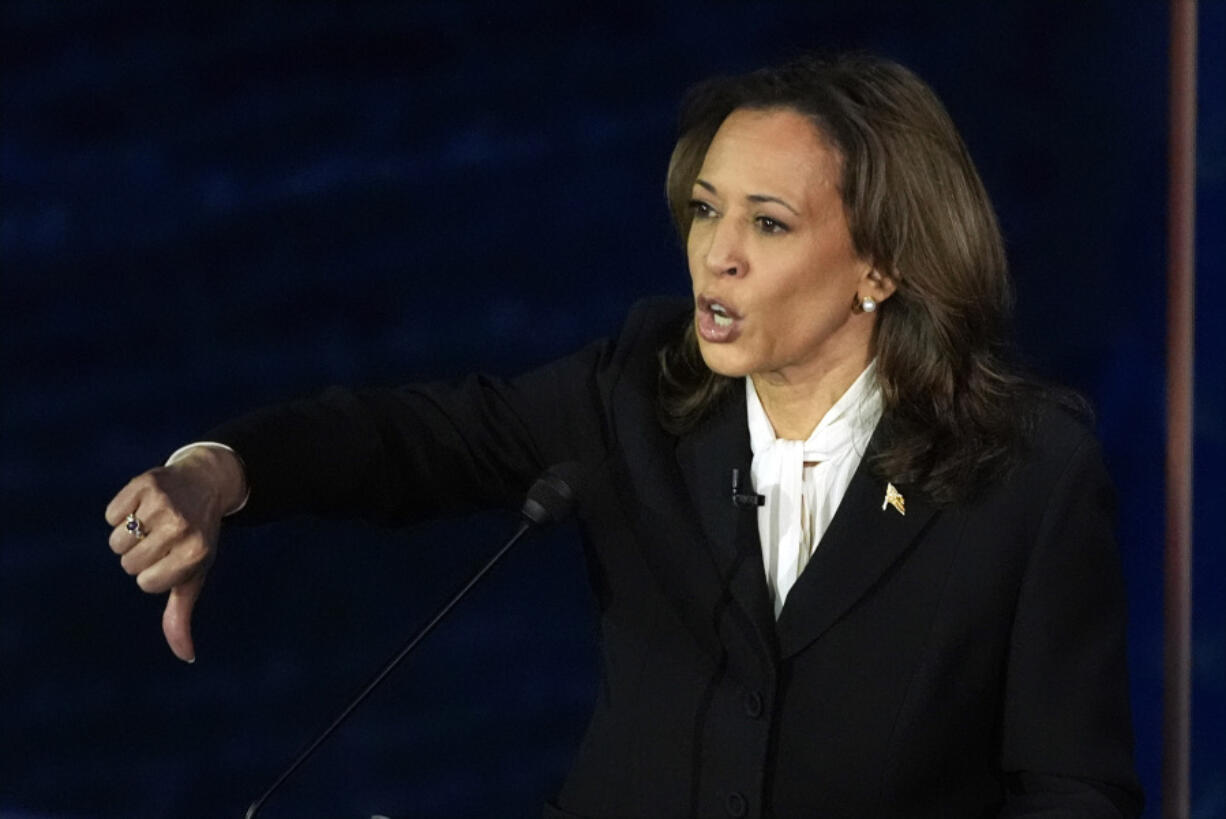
[861,268,897,304]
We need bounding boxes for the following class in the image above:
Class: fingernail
[186,656,196,664]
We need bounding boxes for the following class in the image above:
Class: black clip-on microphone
[731,468,765,509]
[243,463,584,819]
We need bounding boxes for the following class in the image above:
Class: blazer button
[743,690,764,719]
[725,791,747,817]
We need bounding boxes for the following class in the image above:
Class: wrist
[166,442,249,515]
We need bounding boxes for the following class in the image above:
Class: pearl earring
[860,296,877,313]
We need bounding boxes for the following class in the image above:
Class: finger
[163,576,203,663]
[135,536,209,594]
[119,529,172,575]
[109,523,135,555]
[109,512,155,555]
[105,473,153,526]
[115,502,181,568]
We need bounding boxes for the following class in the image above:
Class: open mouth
[710,302,734,328]
[696,296,742,343]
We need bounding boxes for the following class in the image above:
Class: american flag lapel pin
[882,482,906,516]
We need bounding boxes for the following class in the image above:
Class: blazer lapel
[674,382,777,660]
[775,440,939,660]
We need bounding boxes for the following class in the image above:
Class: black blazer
[215,298,1142,818]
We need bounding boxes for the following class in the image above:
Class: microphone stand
[244,518,533,819]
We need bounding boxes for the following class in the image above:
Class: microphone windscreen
[521,462,585,525]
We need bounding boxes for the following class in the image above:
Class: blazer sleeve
[998,430,1143,817]
[204,296,686,527]
[206,336,615,527]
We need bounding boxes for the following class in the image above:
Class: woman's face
[687,107,888,383]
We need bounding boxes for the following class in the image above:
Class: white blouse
[746,361,882,617]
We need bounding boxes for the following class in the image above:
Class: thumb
[163,575,204,663]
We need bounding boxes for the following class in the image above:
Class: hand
[105,446,246,662]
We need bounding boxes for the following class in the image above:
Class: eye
[688,199,717,220]
[755,215,789,234]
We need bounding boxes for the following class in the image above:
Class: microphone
[522,461,583,525]
[731,468,765,509]
[243,463,585,819]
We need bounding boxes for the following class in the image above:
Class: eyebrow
[694,178,800,216]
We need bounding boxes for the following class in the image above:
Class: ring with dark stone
[125,512,148,540]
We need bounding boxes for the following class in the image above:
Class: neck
[751,352,871,440]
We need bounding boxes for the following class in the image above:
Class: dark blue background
[2,2,1222,817]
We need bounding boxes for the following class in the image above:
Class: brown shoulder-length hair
[659,52,1066,504]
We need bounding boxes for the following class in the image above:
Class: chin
[697,339,753,378]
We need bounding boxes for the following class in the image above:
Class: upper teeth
[711,303,729,316]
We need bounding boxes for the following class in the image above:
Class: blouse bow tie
[747,365,882,616]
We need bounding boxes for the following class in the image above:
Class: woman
[106,53,1142,817]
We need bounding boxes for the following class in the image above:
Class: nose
[701,216,747,278]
